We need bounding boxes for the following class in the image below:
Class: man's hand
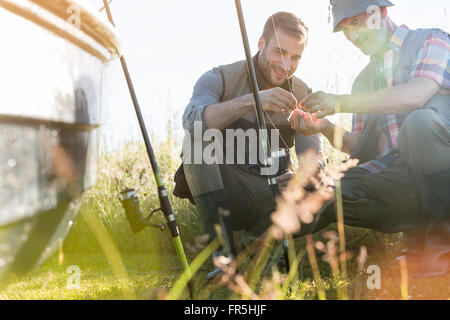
[289,110,330,136]
[258,87,298,114]
[301,91,340,118]
[276,171,294,190]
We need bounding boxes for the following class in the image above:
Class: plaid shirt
[352,24,450,173]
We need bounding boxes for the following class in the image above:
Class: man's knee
[399,109,439,142]
[399,109,450,173]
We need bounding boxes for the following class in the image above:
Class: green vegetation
[1,131,449,300]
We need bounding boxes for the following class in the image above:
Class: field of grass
[1,131,449,300]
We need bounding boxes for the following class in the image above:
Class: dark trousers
[299,155,425,236]
[300,109,450,237]
[397,109,450,219]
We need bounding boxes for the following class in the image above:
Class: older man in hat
[289,0,450,277]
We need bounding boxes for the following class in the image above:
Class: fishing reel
[272,148,291,177]
[119,188,167,234]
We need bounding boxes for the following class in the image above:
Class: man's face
[258,28,305,87]
[338,11,389,56]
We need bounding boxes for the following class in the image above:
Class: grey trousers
[184,162,274,237]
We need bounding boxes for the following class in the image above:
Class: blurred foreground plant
[166,152,359,300]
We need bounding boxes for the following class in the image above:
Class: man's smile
[273,66,286,76]
[272,65,288,81]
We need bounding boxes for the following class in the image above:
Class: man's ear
[258,36,265,51]
[381,6,388,19]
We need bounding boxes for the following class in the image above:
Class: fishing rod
[234,0,290,270]
[102,0,194,299]
[234,0,279,197]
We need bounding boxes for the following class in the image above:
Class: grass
[0,254,180,300]
[1,127,449,300]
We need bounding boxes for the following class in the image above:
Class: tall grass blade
[167,238,219,300]
[306,235,326,300]
[81,210,137,300]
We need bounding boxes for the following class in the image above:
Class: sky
[85,0,450,152]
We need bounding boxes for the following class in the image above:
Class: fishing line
[265,0,296,99]
[262,0,300,150]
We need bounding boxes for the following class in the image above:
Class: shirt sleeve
[352,114,364,134]
[182,68,224,134]
[410,29,450,89]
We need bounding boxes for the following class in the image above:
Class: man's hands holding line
[204,87,297,130]
[289,110,331,136]
[287,91,340,136]
[301,91,341,118]
[258,87,298,114]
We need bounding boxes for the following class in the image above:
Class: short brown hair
[262,12,309,44]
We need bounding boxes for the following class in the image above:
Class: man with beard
[289,0,449,277]
[176,12,322,262]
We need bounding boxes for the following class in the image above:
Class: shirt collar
[370,24,409,65]
[388,24,410,50]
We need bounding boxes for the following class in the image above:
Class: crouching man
[175,12,322,259]
[289,0,449,277]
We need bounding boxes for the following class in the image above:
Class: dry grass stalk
[271,151,358,240]
[398,257,409,300]
[306,234,326,300]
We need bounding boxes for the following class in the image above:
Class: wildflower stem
[287,235,297,283]
[281,249,305,299]
[247,231,275,291]
[272,265,283,300]
[335,179,349,299]
[398,258,409,300]
[306,234,326,300]
[332,109,349,299]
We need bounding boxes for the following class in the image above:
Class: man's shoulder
[195,60,246,83]
[401,27,449,53]
[216,59,247,75]
[409,27,449,39]
[292,76,310,91]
